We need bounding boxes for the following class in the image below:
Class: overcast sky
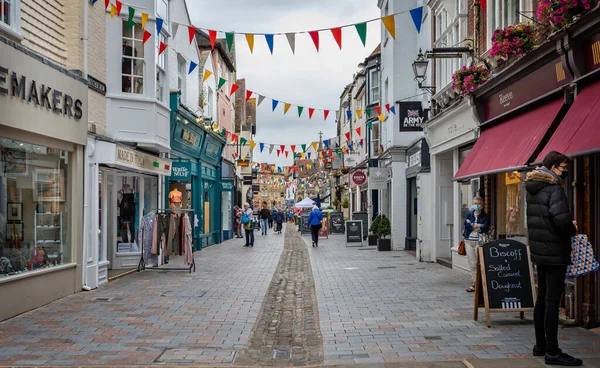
[186,0,381,167]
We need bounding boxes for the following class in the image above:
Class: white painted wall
[416,172,433,261]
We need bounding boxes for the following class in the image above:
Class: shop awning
[537,80,600,161]
[454,98,564,181]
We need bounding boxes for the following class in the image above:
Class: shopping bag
[566,234,600,278]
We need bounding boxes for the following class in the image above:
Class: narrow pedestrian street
[1,224,600,367]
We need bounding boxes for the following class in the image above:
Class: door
[106,174,115,270]
[84,160,99,289]
[406,178,417,250]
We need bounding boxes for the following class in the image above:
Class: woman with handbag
[463,196,489,292]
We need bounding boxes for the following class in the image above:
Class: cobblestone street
[1,224,600,367]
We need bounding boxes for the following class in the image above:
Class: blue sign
[170,161,192,181]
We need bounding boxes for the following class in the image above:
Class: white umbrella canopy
[295,197,315,208]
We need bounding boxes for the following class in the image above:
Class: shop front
[424,98,479,266]
[0,36,87,320]
[405,138,431,255]
[198,134,225,247]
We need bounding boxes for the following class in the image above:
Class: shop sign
[351,170,367,186]
[88,75,106,95]
[170,161,191,181]
[221,181,234,191]
[408,152,421,168]
[398,101,426,131]
[115,145,171,175]
[369,168,391,190]
[182,129,198,146]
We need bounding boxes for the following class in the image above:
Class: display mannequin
[169,188,182,209]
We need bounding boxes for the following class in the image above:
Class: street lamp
[412,48,436,95]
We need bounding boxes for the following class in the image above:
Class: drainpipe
[82,0,90,290]
[83,0,89,79]
[474,0,480,59]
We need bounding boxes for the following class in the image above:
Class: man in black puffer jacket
[526,151,580,367]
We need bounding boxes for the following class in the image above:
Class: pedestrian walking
[242,203,254,247]
[288,211,294,224]
[308,205,323,247]
[270,208,276,229]
[259,202,271,235]
[234,205,243,238]
[462,196,489,292]
[526,151,581,366]
[275,209,284,234]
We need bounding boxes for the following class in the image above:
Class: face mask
[473,205,483,211]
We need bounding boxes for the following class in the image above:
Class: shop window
[156,0,168,23]
[177,54,186,102]
[0,0,20,35]
[156,33,166,102]
[487,0,529,50]
[122,20,145,94]
[0,138,71,278]
[368,69,380,104]
[116,177,139,253]
[495,172,527,242]
[460,178,480,221]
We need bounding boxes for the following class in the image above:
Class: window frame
[122,20,146,95]
[487,0,530,50]
[368,68,380,105]
[0,0,22,39]
[177,54,186,102]
[155,32,167,102]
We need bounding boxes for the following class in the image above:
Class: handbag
[457,239,466,256]
[567,234,600,278]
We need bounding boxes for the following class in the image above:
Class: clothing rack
[137,208,196,273]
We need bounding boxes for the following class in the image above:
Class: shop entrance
[406,178,417,250]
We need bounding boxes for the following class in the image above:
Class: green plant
[490,23,535,59]
[331,198,339,207]
[370,215,381,236]
[378,215,391,238]
[341,196,349,208]
[452,65,489,95]
[537,0,598,29]
[198,86,207,109]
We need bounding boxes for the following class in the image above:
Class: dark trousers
[310,225,320,244]
[245,228,254,246]
[534,264,567,355]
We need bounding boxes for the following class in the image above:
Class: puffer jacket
[525,169,576,266]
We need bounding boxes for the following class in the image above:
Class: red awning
[454,98,564,181]
[537,79,600,161]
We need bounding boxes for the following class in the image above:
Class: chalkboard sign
[329,212,345,234]
[300,214,311,235]
[352,212,368,240]
[346,220,363,245]
[474,239,535,327]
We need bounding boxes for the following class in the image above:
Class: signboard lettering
[182,129,198,145]
[88,75,106,95]
[329,212,345,234]
[170,161,192,181]
[351,170,367,186]
[345,220,363,244]
[301,214,311,235]
[398,101,426,132]
[408,152,421,168]
[369,168,391,190]
[114,146,171,175]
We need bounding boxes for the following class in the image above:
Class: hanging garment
[166,213,181,256]
[156,213,170,255]
[140,214,158,266]
[183,214,194,266]
[120,193,135,216]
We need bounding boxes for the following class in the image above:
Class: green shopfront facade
[166,92,225,248]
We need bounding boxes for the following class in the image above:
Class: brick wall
[21,0,67,65]
[87,2,107,135]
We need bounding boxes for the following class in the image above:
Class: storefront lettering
[0,66,83,120]
[498,92,514,107]
[403,116,425,128]
[182,129,198,145]
[408,152,421,168]
[116,148,145,166]
[172,166,190,178]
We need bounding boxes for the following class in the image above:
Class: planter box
[377,238,391,251]
[368,235,378,246]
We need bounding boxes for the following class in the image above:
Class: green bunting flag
[240,137,247,146]
[367,121,373,130]
[226,32,234,52]
[218,77,227,90]
[301,144,307,153]
[355,22,367,47]
[298,106,304,117]
[127,6,135,30]
[366,108,372,118]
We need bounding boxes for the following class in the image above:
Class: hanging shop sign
[406,138,431,178]
[351,170,367,186]
[369,167,391,190]
[221,181,235,191]
[398,101,426,131]
[170,161,192,181]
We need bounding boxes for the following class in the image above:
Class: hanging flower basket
[537,0,599,29]
[452,65,489,95]
[490,24,535,59]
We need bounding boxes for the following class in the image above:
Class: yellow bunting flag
[203,69,212,83]
[249,140,256,150]
[357,109,362,119]
[382,15,396,39]
[110,4,118,18]
[378,114,385,122]
[311,142,317,152]
[284,103,291,114]
[245,34,255,53]
[301,152,305,159]
[141,12,148,29]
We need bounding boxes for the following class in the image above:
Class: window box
[490,23,535,59]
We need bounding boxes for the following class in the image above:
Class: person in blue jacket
[462,196,489,292]
[308,205,323,247]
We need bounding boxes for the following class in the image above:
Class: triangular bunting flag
[379,114,385,122]
[245,90,252,101]
[385,103,391,113]
[481,0,487,11]
[346,110,351,120]
[390,106,396,115]
[298,106,304,117]
[142,30,152,45]
[312,142,318,152]
[188,61,198,75]
[308,153,312,159]
[301,144,307,153]
[308,108,315,119]
[355,22,367,47]
[324,140,329,149]
[126,7,135,29]
[269,145,274,154]
[230,83,239,96]
[280,145,285,152]
[382,15,396,39]
[115,1,122,14]
[207,30,217,49]
[156,18,163,34]
[218,78,227,90]
[249,140,256,150]
[286,33,296,54]
[367,121,373,130]
[257,95,265,106]
[265,34,274,54]
[410,6,424,34]
[360,139,364,147]
[277,150,281,157]
[240,138,247,146]
[356,127,361,136]
[308,31,319,51]
[225,32,234,52]
[357,109,362,119]
[141,12,148,29]
[172,22,179,38]
[366,108,372,117]
[188,26,196,44]
[285,151,289,158]
[331,27,342,50]
[290,145,296,153]
[104,0,109,9]
[284,103,291,114]
[375,106,381,115]
[324,110,330,120]
[110,4,117,18]
[158,42,167,55]
[259,143,265,152]
[202,69,212,83]
[345,132,351,141]
[231,134,238,142]
[272,100,279,111]
[245,34,255,53]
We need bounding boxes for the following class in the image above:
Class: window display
[117,177,139,252]
[496,172,527,241]
[0,138,71,278]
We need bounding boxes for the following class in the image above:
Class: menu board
[346,220,363,244]
[351,212,368,240]
[474,239,535,327]
[300,214,311,235]
[318,218,329,239]
[329,213,345,234]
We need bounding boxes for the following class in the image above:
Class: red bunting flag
[104,0,109,9]
[285,151,289,158]
[188,26,196,44]
[290,145,296,152]
[309,31,319,51]
[375,106,381,115]
[277,150,281,157]
[328,150,333,156]
[158,42,167,55]
[115,0,122,14]
[142,30,152,45]
[345,132,351,141]
[245,90,252,101]
[234,152,239,159]
[356,127,361,136]
[280,145,285,152]
[224,131,230,138]
[231,134,238,142]
[230,83,239,96]
[308,108,315,119]
[324,110,330,120]
[481,0,487,11]
[385,103,391,113]
[209,30,217,49]
[331,27,342,50]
